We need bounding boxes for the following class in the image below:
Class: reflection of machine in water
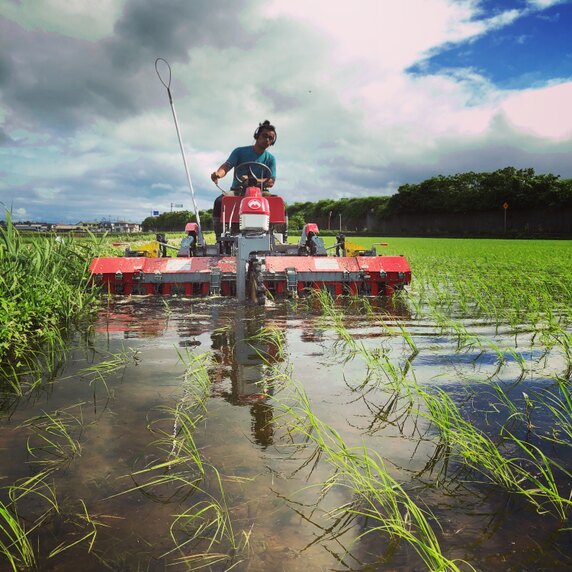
[209,306,285,448]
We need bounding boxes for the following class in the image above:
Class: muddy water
[1,297,571,571]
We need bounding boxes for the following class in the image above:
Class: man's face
[256,128,275,148]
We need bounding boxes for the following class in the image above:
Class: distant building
[99,221,141,233]
[52,223,83,233]
[78,221,104,232]
[10,220,141,234]
[14,223,49,232]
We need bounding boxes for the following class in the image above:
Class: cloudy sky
[1,0,571,224]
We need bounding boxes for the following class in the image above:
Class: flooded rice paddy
[1,293,571,571]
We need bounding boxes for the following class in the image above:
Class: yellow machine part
[344,240,370,257]
[343,240,388,257]
[128,241,162,258]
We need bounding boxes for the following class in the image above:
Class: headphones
[253,121,277,145]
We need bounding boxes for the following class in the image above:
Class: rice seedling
[417,386,571,521]
[7,470,60,516]
[77,348,139,385]
[246,325,287,362]
[273,380,468,571]
[71,347,141,408]
[105,349,249,568]
[163,468,245,568]
[19,404,85,469]
[48,499,116,558]
[0,499,36,571]
[115,353,212,501]
[528,376,572,447]
[545,327,572,379]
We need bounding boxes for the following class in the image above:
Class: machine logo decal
[247,199,262,210]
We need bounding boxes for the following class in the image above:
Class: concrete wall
[365,207,572,238]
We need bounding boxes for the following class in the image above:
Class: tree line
[142,167,572,232]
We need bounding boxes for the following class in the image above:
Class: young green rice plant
[246,325,287,362]
[406,239,572,332]
[0,499,36,571]
[163,467,246,569]
[48,499,115,559]
[544,327,572,379]
[119,352,212,501]
[73,347,140,405]
[418,386,571,521]
[338,318,418,407]
[7,470,60,518]
[19,404,84,470]
[274,380,467,571]
[307,285,338,312]
[112,350,248,568]
[491,384,535,435]
[77,348,138,384]
[507,435,571,520]
[308,304,422,435]
[534,376,572,446]
[177,349,212,415]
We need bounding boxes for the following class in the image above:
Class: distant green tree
[388,167,572,214]
[288,213,306,230]
[141,210,213,232]
[144,168,572,232]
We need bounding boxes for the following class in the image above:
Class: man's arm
[211,162,232,182]
[211,148,241,182]
[266,154,276,187]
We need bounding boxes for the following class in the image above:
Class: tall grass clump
[0,216,101,393]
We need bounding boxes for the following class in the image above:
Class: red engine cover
[239,194,270,216]
[221,195,285,224]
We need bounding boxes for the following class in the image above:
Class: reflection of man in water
[208,310,283,448]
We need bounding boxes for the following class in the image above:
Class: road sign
[503,202,508,233]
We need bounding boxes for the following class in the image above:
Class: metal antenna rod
[155,58,204,245]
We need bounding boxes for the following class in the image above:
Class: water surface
[1,296,570,571]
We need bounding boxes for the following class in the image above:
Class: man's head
[253,120,276,146]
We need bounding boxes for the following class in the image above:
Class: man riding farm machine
[89,60,411,304]
[89,163,411,305]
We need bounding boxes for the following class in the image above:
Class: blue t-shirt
[225,145,276,189]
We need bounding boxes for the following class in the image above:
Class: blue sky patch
[409,2,572,89]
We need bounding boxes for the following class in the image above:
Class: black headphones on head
[253,120,277,145]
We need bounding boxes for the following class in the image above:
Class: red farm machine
[89,60,411,304]
[89,165,411,304]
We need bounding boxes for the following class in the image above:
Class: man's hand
[211,172,220,183]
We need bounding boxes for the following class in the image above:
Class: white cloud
[1,0,570,224]
[263,0,521,71]
[500,81,572,139]
[526,0,566,8]
[35,187,63,200]
[0,0,124,40]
